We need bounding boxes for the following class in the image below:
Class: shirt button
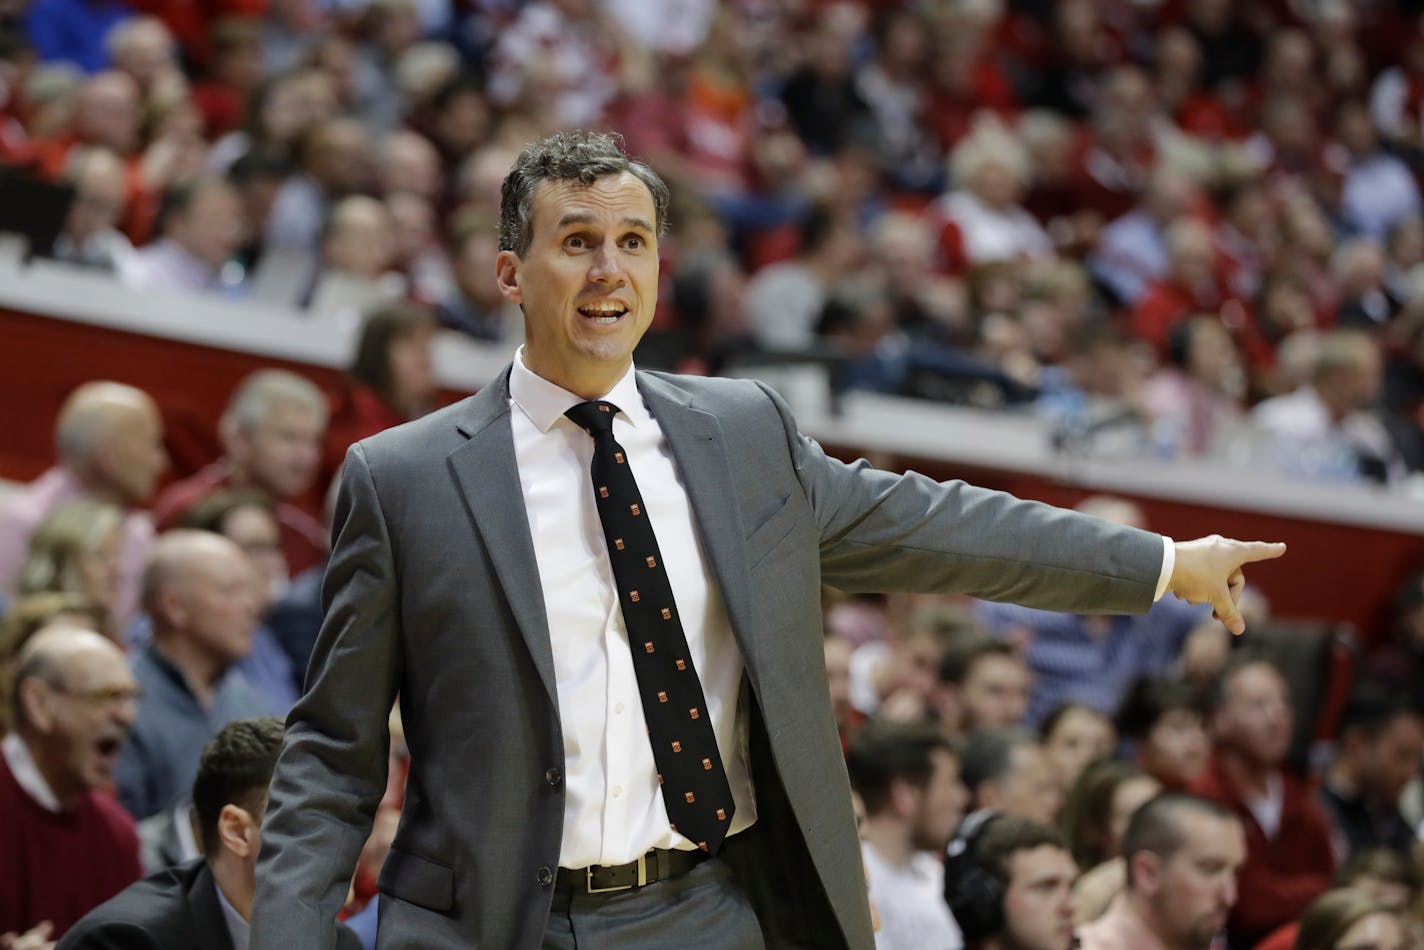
[546,768,562,787]
[614,703,625,714]
[537,866,554,887]
[612,785,623,798]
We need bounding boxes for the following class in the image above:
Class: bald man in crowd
[0,625,143,944]
[114,531,266,820]
[0,381,168,630]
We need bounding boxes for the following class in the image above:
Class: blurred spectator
[777,9,870,158]
[435,218,520,342]
[264,115,368,252]
[933,635,1030,737]
[124,176,247,295]
[849,601,969,724]
[975,498,1217,727]
[846,720,967,950]
[1292,888,1408,950]
[823,633,862,752]
[1114,676,1211,791]
[1142,314,1246,457]
[486,0,620,129]
[927,121,1052,274]
[1191,657,1335,947]
[1252,330,1406,483]
[1090,167,1200,309]
[386,190,451,303]
[154,369,329,577]
[191,18,267,141]
[323,303,439,487]
[961,726,1063,827]
[1077,792,1246,950]
[1332,100,1422,240]
[1255,849,1423,950]
[854,9,939,193]
[1130,219,1231,360]
[24,0,133,74]
[115,531,266,820]
[15,501,124,642]
[104,17,181,107]
[208,68,319,173]
[1317,682,1423,862]
[226,150,288,274]
[1,625,142,942]
[378,128,441,202]
[25,70,141,185]
[943,813,1077,950]
[308,194,402,314]
[0,381,166,631]
[1070,65,1162,223]
[0,595,104,733]
[59,717,366,949]
[1039,703,1115,796]
[1062,759,1162,878]
[1333,237,1398,332]
[1362,572,1424,698]
[746,204,860,352]
[48,146,140,274]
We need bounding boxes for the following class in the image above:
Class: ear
[495,249,523,305]
[888,776,920,818]
[976,779,1003,812]
[218,804,256,859]
[153,584,188,632]
[1129,850,1162,896]
[18,677,57,733]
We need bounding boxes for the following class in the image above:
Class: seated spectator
[823,633,863,751]
[1142,315,1246,457]
[0,381,167,631]
[927,121,1052,274]
[1131,219,1231,360]
[1039,704,1115,796]
[1318,682,1423,862]
[1,625,142,942]
[0,594,103,734]
[846,720,968,950]
[1293,888,1408,950]
[944,813,1077,950]
[48,146,139,275]
[307,195,403,316]
[1114,676,1211,791]
[746,204,861,352]
[961,727,1063,827]
[1062,760,1161,923]
[115,531,267,819]
[435,218,521,343]
[1334,100,1422,240]
[1255,849,1422,950]
[264,116,370,253]
[932,635,1030,736]
[16,500,124,642]
[124,177,247,296]
[975,497,1217,728]
[1089,168,1199,308]
[153,369,329,578]
[323,303,439,489]
[59,717,364,949]
[851,601,978,724]
[1077,792,1246,950]
[1191,657,1335,947]
[1333,238,1399,332]
[1362,572,1424,697]
[1252,330,1406,483]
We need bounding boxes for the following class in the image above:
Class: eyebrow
[555,212,655,234]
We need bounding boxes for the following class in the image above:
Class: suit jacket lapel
[637,373,765,690]
[448,367,558,709]
[188,862,238,950]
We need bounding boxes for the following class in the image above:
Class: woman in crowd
[16,499,124,642]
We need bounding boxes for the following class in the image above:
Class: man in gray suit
[251,131,1283,949]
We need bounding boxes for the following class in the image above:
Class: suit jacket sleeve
[761,382,1164,612]
[251,443,404,949]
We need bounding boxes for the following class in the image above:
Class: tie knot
[565,400,620,436]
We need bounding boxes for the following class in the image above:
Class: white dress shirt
[508,350,756,869]
[862,842,963,950]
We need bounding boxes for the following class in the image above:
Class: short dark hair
[1120,792,1236,886]
[846,720,954,816]
[498,130,670,256]
[192,717,285,858]
[1337,680,1422,741]
[1206,654,1287,714]
[1114,675,1206,741]
[938,635,1015,686]
[960,726,1035,797]
[176,487,277,536]
[971,815,1069,888]
[1039,702,1110,743]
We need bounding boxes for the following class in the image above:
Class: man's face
[221,504,288,607]
[823,637,854,728]
[1143,812,1246,950]
[232,403,325,499]
[173,545,261,662]
[34,641,140,796]
[961,654,1030,730]
[1358,713,1424,806]
[1000,845,1077,950]
[988,744,1063,827]
[1141,708,1210,787]
[910,747,969,853]
[99,402,169,504]
[1044,707,1115,791]
[175,186,245,267]
[497,173,659,398]
[1215,664,1292,767]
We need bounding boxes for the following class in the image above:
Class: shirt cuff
[1154,536,1175,602]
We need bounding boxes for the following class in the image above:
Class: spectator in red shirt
[1132,219,1228,359]
[1191,656,1335,948]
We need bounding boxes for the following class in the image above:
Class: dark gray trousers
[541,857,767,949]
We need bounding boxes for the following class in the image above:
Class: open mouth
[95,735,124,758]
[577,301,629,325]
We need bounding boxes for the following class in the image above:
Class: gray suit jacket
[252,368,1162,949]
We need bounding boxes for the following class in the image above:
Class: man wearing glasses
[0,624,144,944]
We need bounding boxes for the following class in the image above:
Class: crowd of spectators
[3,1,1424,948]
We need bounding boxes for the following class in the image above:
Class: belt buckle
[586,853,647,894]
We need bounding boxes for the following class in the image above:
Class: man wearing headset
[944,811,1078,950]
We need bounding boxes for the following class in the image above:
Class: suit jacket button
[546,767,562,787]
[537,866,554,887]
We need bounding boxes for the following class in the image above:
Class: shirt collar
[509,346,648,433]
[213,874,251,950]
[2,733,62,812]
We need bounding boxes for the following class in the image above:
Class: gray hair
[222,369,327,434]
[498,130,670,256]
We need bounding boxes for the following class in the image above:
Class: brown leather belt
[556,848,710,893]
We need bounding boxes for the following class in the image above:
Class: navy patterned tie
[565,399,735,854]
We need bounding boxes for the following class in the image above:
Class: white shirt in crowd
[862,841,963,950]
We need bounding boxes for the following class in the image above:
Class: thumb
[1234,541,1287,566]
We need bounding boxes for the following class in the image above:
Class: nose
[587,240,626,285]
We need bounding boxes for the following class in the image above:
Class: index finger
[1233,541,1287,566]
